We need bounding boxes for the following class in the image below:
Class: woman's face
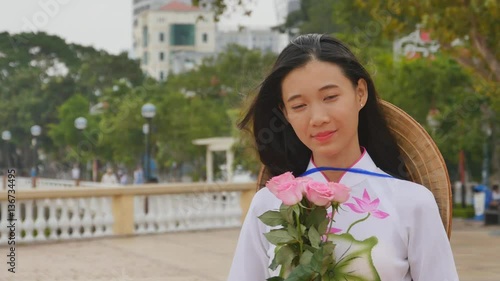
[281,60,367,164]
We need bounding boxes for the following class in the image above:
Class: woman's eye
[324,95,338,101]
[291,104,305,110]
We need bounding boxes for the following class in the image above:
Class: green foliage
[92,45,275,178]
[47,94,101,164]
[354,0,499,70]
[0,32,144,174]
[277,0,340,35]
[260,198,382,280]
[260,202,340,280]
[353,0,500,178]
[373,53,488,180]
[259,210,288,226]
[452,205,475,218]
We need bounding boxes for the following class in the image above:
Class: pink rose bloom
[266,172,303,205]
[266,172,295,197]
[295,176,313,190]
[274,180,304,205]
[305,181,335,207]
[328,182,351,203]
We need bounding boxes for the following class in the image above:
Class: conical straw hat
[378,100,452,237]
[257,100,453,238]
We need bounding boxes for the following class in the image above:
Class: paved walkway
[0,219,499,281]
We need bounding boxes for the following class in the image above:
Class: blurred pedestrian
[101,167,118,184]
[133,165,144,184]
[489,184,500,209]
[118,169,128,185]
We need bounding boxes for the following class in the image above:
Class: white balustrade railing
[1,176,112,190]
[0,197,115,245]
[15,177,34,189]
[133,192,242,234]
[0,182,255,245]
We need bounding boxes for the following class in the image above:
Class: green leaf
[305,206,327,229]
[269,255,280,271]
[300,224,306,237]
[259,210,287,227]
[267,277,284,281]
[320,243,336,275]
[275,245,296,268]
[327,233,381,281]
[287,224,299,240]
[299,250,314,266]
[322,242,336,258]
[308,226,321,249]
[321,269,336,281]
[264,229,296,245]
[284,264,315,281]
[303,244,316,254]
[318,218,329,235]
[308,246,324,273]
[280,204,295,225]
[288,223,306,241]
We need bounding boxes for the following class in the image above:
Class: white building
[133,0,196,17]
[216,28,289,54]
[132,1,216,80]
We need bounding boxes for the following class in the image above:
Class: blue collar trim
[300,167,393,178]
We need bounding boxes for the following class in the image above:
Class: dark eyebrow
[285,84,339,103]
[286,94,302,103]
[319,84,339,91]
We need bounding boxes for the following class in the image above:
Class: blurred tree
[96,45,276,180]
[47,94,100,164]
[374,53,487,180]
[355,0,498,82]
[355,0,499,181]
[0,32,144,176]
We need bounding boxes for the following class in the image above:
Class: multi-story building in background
[133,0,191,18]
[132,1,216,80]
[132,0,296,80]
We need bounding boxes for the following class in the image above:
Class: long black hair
[238,34,408,181]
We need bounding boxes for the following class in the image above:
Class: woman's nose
[309,105,330,126]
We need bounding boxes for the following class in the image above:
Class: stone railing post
[112,194,135,235]
[240,188,256,223]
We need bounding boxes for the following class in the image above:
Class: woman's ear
[357,78,368,108]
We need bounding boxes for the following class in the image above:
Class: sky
[0,0,284,55]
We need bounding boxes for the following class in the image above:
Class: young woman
[227,34,458,281]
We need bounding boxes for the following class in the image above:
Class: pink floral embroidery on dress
[344,189,389,219]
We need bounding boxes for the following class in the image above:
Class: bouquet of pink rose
[259,172,351,281]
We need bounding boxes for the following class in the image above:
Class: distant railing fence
[2,176,107,190]
[0,180,255,245]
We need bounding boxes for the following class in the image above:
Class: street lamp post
[482,122,492,187]
[1,130,11,190]
[30,125,42,187]
[2,130,11,170]
[141,103,156,182]
[74,117,88,185]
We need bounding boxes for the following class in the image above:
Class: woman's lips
[313,131,335,142]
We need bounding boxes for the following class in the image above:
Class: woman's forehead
[281,61,350,96]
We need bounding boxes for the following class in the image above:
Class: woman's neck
[312,147,363,182]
